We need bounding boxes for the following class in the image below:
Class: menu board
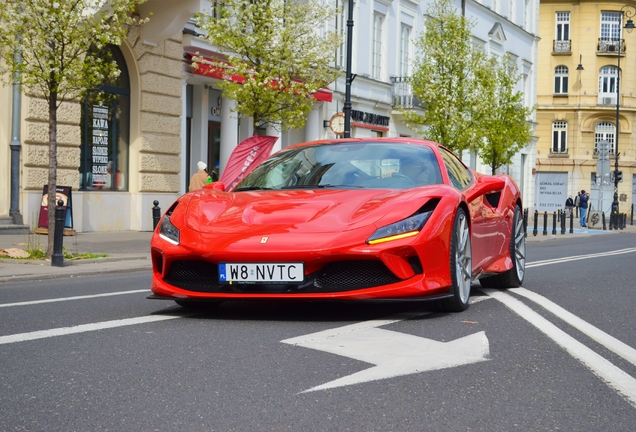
[91,104,110,188]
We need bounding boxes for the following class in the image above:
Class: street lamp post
[613,5,636,228]
[343,0,354,138]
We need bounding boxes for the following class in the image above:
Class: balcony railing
[597,38,626,54]
[391,76,423,109]
[553,39,571,54]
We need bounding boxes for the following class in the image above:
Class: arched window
[595,121,616,154]
[79,45,130,191]
[554,66,568,94]
[552,121,567,153]
[599,66,619,104]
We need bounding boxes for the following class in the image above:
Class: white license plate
[219,263,304,283]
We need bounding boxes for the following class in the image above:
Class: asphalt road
[1,234,636,431]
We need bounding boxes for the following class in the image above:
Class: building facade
[1,0,539,232]
[536,0,636,215]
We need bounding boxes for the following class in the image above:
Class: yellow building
[537,0,636,215]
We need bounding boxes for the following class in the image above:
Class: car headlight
[367,211,433,245]
[159,214,180,245]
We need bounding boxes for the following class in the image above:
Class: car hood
[184,188,440,234]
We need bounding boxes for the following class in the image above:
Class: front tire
[440,208,472,312]
[479,205,525,289]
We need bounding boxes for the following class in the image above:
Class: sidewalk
[0,231,153,283]
[1,222,635,283]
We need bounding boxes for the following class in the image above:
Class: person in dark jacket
[579,189,590,227]
[565,196,574,216]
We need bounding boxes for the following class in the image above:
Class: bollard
[569,211,573,233]
[609,213,613,231]
[51,199,65,267]
[602,212,606,231]
[543,211,548,236]
[631,204,634,226]
[552,212,557,235]
[152,200,161,230]
[561,210,566,234]
[533,210,538,236]
[621,213,626,230]
[523,209,528,238]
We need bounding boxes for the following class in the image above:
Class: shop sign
[91,104,110,188]
[535,172,567,212]
[351,110,390,127]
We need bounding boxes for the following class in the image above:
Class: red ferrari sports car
[149,138,525,312]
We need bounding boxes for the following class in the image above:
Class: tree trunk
[46,90,58,258]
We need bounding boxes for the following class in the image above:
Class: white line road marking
[282,312,489,393]
[484,288,636,408]
[526,247,636,268]
[0,315,182,345]
[0,289,149,308]
[510,287,636,368]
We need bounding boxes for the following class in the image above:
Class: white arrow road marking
[282,312,490,393]
[484,289,636,408]
[0,315,182,345]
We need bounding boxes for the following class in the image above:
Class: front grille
[162,259,401,294]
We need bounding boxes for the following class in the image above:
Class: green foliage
[478,55,535,174]
[404,0,533,168]
[0,0,147,104]
[195,0,341,133]
[404,0,490,156]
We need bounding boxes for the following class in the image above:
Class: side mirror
[465,176,505,203]
[204,181,226,191]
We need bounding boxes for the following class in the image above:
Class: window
[439,147,473,190]
[601,12,621,40]
[554,66,569,94]
[336,0,348,69]
[399,24,411,77]
[556,12,570,40]
[552,121,567,153]
[372,13,383,79]
[599,65,619,98]
[595,122,616,154]
[80,45,129,191]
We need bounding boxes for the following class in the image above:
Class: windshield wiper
[280,184,365,189]
[233,186,273,191]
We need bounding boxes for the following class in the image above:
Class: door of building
[208,121,221,179]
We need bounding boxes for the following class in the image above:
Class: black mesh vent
[314,260,400,290]
[164,260,221,292]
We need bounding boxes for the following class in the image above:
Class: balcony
[597,38,626,55]
[391,76,423,109]
[553,39,571,54]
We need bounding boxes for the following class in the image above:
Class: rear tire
[440,208,472,312]
[479,205,525,289]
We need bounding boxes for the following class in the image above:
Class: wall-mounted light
[323,120,330,128]
[577,54,584,71]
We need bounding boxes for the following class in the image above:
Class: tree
[478,54,534,174]
[195,0,341,134]
[0,0,146,257]
[403,0,491,156]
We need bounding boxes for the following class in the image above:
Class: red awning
[186,54,333,102]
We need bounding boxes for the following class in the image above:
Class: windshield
[234,142,443,191]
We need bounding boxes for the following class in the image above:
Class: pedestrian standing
[565,196,574,217]
[574,192,581,218]
[189,161,210,191]
[579,189,590,228]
